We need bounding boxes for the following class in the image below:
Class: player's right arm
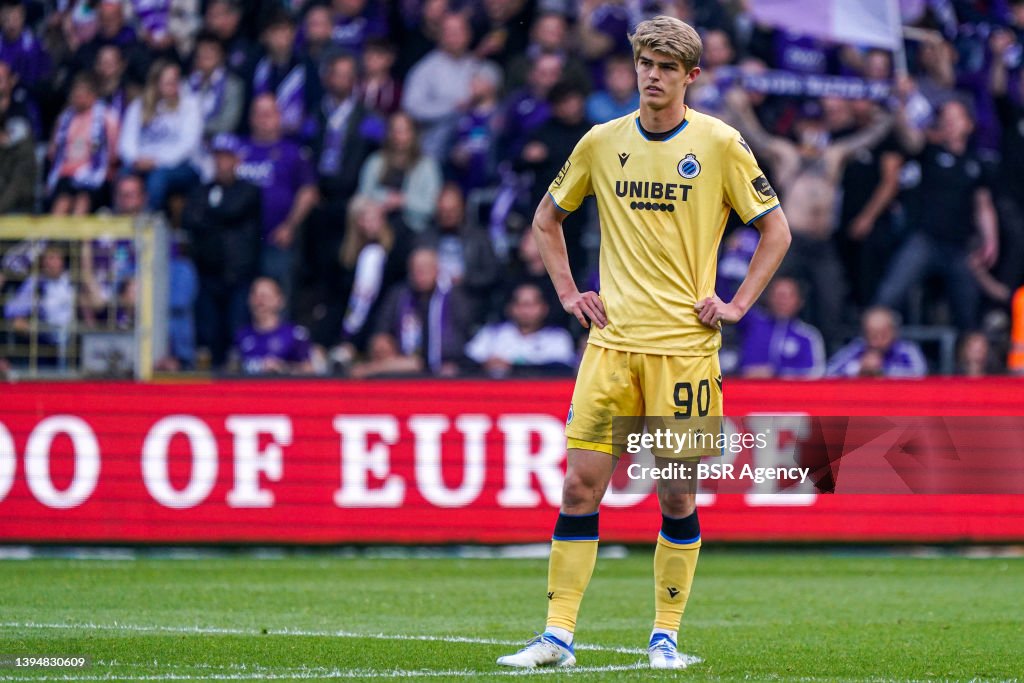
[535,130,606,330]
[533,194,606,329]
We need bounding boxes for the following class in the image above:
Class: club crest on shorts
[566,403,574,425]
[677,153,701,179]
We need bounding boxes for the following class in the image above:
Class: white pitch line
[0,663,651,681]
[0,621,669,657]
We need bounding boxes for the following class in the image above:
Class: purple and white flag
[749,0,903,51]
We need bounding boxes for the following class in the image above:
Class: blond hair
[141,60,180,125]
[629,16,702,72]
[340,196,395,269]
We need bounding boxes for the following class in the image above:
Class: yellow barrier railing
[0,214,167,380]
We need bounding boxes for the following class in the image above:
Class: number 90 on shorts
[565,344,723,459]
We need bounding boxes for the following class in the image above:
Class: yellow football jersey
[548,107,780,356]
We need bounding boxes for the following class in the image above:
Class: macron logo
[618,153,630,168]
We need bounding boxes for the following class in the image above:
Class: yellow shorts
[565,344,723,459]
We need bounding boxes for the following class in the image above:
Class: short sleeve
[722,132,781,225]
[547,128,594,213]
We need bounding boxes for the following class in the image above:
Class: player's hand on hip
[562,290,606,329]
[695,296,742,328]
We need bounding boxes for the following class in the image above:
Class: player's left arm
[696,208,791,328]
[697,131,792,328]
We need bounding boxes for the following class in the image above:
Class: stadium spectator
[957,330,996,377]
[876,98,998,331]
[389,0,448,79]
[183,133,262,369]
[359,38,401,117]
[119,60,202,212]
[471,0,533,67]
[3,245,74,351]
[73,0,137,80]
[446,60,502,192]
[189,31,244,142]
[521,81,589,205]
[47,72,119,216]
[0,0,51,88]
[106,173,198,370]
[357,110,441,233]
[500,51,562,162]
[401,12,478,158]
[586,53,639,124]
[310,51,381,203]
[301,5,335,65]
[130,0,194,79]
[727,87,893,345]
[111,172,146,215]
[357,246,469,378]
[987,29,1024,308]
[466,282,575,378]
[236,93,319,305]
[504,12,588,92]
[686,28,735,115]
[300,52,382,330]
[576,0,631,80]
[837,99,905,308]
[521,81,590,277]
[94,44,130,122]
[425,183,499,324]
[327,0,388,55]
[231,277,312,375]
[827,306,927,378]
[504,229,567,328]
[0,60,36,213]
[332,195,409,352]
[251,11,320,140]
[204,0,255,76]
[739,276,825,378]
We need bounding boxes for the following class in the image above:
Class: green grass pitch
[0,550,1021,681]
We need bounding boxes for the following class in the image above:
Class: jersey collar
[634,106,689,142]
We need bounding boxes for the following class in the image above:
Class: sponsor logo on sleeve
[553,159,571,187]
[752,175,776,202]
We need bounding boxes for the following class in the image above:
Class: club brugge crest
[567,403,574,425]
[677,153,701,179]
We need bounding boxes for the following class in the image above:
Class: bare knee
[658,488,696,518]
[561,470,602,514]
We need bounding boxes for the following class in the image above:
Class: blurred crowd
[2,0,1024,379]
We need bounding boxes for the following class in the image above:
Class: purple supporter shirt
[773,31,832,74]
[235,138,316,239]
[235,322,311,375]
[132,0,171,38]
[450,107,498,191]
[331,8,388,53]
[825,338,927,378]
[740,308,826,378]
[0,29,51,86]
[716,227,759,302]
[501,89,550,159]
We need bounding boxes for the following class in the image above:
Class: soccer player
[496,16,791,670]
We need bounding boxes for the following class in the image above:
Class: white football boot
[497,632,576,668]
[648,632,688,669]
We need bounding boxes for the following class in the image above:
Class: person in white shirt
[4,245,74,351]
[400,12,479,159]
[466,283,575,377]
[119,60,202,211]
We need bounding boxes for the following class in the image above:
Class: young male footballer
[497,16,792,670]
